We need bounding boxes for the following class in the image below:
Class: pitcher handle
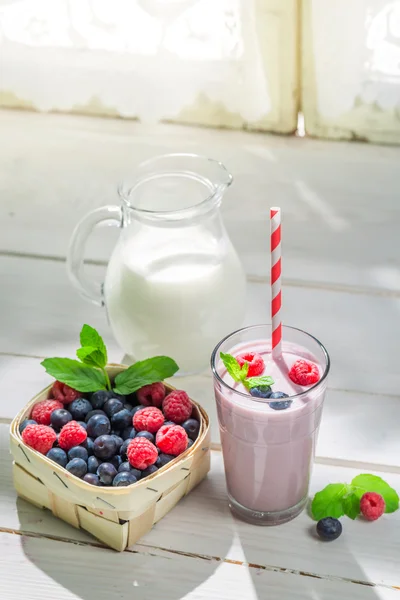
[67,205,122,306]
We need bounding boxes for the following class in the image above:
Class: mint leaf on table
[113,356,179,395]
[343,493,360,520]
[41,357,108,392]
[79,324,107,365]
[351,474,399,513]
[311,483,348,520]
[220,352,244,382]
[243,375,275,390]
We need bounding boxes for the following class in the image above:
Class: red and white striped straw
[270,207,282,358]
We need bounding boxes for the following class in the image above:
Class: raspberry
[236,352,265,377]
[156,424,188,456]
[31,399,63,425]
[22,424,57,454]
[137,382,166,408]
[58,421,87,450]
[133,406,165,434]
[289,359,320,386]
[162,391,192,424]
[360,492,385,521]
[51,381,81,404]
[127,437,158,470]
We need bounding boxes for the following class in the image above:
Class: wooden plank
[1,426,400,588]
[3,533,399,600]
[1,255,399,397]
[1,110,400,292]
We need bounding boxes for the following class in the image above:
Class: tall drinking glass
[211,324,330,525]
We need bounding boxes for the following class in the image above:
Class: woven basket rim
[10,363,210,495]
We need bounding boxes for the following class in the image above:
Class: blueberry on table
[250,385,272,399]
[111,409,133,430]
[86,414,111,438]
[135,431,155,443]
[90,390,114,410]
[316,518,343,541]
[181,419,200,441]
[93,435,117,459]
[46,448,68,468]
[68,446,88,462]
[69,398,93,421]
[83,473,101,486]
[269,392,292,411]
[19,419,37,434]
[50,409,72,431]
[97,462,117,485]
[88,455,101,474]
[66,458,87,478]
[103,398,124,418]
[112,471,138,487]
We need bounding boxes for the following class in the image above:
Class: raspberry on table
[162,391,192,424]
[236,352,265,377]
[288,359,320,386]
[51,381,81,404]
[127,437,158,470]
[32,399,63,425]
[58,421,87,450]
[22,424,57,454]
[137,382,166,408]
[360,492,385,521]
[156,424,188,456]
[133,406,165,434]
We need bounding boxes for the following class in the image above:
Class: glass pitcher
[67,154,246,374]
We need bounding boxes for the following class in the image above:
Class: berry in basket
[20,324,201,488]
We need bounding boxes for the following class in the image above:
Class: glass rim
[117,153,233,221]
[210,323,330,402]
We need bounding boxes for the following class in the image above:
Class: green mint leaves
[220,352,274,390]
[311,474,399,521]
[41,324,179,394]
[113,356,179,395]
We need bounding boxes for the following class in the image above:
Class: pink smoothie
[215,339,327,516]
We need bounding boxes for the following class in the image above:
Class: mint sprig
[311,474,399,521]
[220,352,274,390]
[41,324,179,394]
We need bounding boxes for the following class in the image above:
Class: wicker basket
[10,364,211,551]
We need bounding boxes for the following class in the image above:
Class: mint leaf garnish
[311,483,348,520]
[220,352,243,382]
[343,493,360,520]
[79,324,107,365]
[41,357,107,392]
[244,375,275,390]
[351,474,399,513]
[113,356,179,395]
[76,346,106,369]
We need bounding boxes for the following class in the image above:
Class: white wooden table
[0,109,399,599]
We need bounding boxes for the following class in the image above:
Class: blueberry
[90,390,113,410]
[135,431,155,443]
[83,473,101,486]
[111,435,124,450]
[181,419,200,441]
[122,427,136,440]
[316,517,342,541]
[97,462,117,485]
[131,405,144,417]
[113,472,138,487]
[19,419,38,434]
[111,409,132,430]
[187,439,194,449]
[109,455,123,469]
[88,455,101,474]
[82,437,94,456]
[69,398,92,421]
[50,409,72,431]
[141,465,158,478]
[85,409,107,423]
[68,446,88,462]
[46,447,68,467]
[93,434,117,459]
[269,392,292,411]
[118,462,141,479]
[164,421,175,427]
[112,393,126,404]
[103,398,124,418]
[66,458,87,478]
[124,403,133,413]
[77,421,87,430]
[156,453,174,468]
[120,439,131,460]
[250,385,272,399]
[86,414,111,438]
